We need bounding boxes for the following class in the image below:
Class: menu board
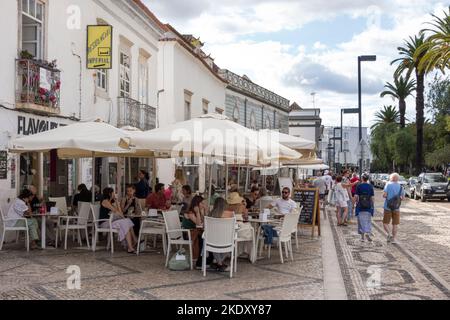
[293,188,320,237]
[0,151,7,180]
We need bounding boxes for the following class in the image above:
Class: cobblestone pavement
[327,192,450,300]
[0,231,324,300]
[372,190,450,287]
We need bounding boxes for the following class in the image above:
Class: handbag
[168,248,191,271]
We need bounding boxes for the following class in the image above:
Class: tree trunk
[399,99,406,128]
[415,71,425,175]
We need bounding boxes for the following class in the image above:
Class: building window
[96,69,108,91]
[138,56,149,104]
[184,90,192,120]
[249,111,256,130]
[232,105,240,122]
[21,0,45,59]
[264,115,271,129]
[202,99,209,114]
[119,51,131,98]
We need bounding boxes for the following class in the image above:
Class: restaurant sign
[17,115,66,136]
[87,25,113,69]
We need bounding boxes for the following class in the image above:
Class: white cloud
[144,0,445,127]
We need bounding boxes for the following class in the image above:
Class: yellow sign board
[87,25,113,69]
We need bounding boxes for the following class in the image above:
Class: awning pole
[237,164,241,192]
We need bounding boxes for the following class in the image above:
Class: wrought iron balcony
[15,59,61,114]
[117,97,156,131]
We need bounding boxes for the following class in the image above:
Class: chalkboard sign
[293,188,320,237]
[0,151,7,180]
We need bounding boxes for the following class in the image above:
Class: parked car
[398,176,407,187]
[414,172,450,202]
[405,177,418,198]
[369,173,377,185]
[374,174,384,188]
[378,174,390,189]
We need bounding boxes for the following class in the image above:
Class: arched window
[232,105,240,123]
[249,110,256,130]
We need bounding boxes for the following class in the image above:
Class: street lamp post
[358,55,376,177]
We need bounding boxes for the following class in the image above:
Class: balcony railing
[16,59,61,114]
[117,97,156,131]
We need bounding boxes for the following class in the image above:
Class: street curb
[373,208,450,295]
[321,211,348,300]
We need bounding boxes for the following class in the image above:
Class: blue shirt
[355,183,374,216]
[383,182,405,211]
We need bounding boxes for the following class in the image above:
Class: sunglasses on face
[282,191,289,194]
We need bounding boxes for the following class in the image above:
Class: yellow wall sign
[87,25,113,69]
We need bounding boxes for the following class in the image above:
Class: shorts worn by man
[383,173,405,244]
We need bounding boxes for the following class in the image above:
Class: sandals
[127,249,136,254]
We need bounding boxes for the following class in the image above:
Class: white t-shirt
[271,198,297,215]
[335,183,350,203]
[6,198,28,227]
[322,175,332,191]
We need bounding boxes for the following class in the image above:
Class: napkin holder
[148,209,158,217]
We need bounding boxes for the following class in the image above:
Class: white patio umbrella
[10,121,133,203]
[258,129,316,151]
[122,113,301,165]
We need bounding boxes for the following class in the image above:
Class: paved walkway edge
[321,208,348,300]
[373,208,450,295]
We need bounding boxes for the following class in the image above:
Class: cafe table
[30,212,62,249]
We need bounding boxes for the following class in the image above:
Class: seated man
[29,185,56,247]
[146,183,171,211]
[267,187,297,215]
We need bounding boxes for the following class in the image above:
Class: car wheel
[420,193,426,202]
[414,192,419,200]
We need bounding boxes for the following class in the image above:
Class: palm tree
[371,105,400,130]
[392,34,428,175]
[416,7,450,74]
[380,75,416,128]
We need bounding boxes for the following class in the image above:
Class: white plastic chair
[234,223,256,272]
[203,216,236,278]
[0,205,30,251]
[137,219,167,255]
[90,204,118,253]
[273,212,300,264]
[56,201,91,250]
[49,197,69,216]
[163,210,193,270]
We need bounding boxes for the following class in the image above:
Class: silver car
[405,177,418,198]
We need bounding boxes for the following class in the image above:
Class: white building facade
[319,126,372,172]
[0,0,164,204]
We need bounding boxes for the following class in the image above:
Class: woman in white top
[170,168,186,204]
[334,176,349,226]
[6,189,40,249]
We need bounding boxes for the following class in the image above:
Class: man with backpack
[355,174,374,242]
[383,172,405,244]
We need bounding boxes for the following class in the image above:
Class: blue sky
[144,0,447,128]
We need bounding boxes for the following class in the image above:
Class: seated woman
[226,192,254,260]
[100,187,137,254]
[181,195,206,267]
[120,184,143,237]
[6,189,40,250]
[245,186,260,211]
[209,197,234,271]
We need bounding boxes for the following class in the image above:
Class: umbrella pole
[128,157,131,184]
[237,164,241,192]
[91,152,95,204]
[225,163,229,199]
[123,157,126,198]
[208,161,213,206]
[245,166,249,193]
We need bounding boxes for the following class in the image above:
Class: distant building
[320,126,372,171]
[288,103,322,150]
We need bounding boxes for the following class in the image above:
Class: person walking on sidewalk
[355,174,374,242]
[383,173,405,244]
[342,170,358,223]
[334,176,349,226]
